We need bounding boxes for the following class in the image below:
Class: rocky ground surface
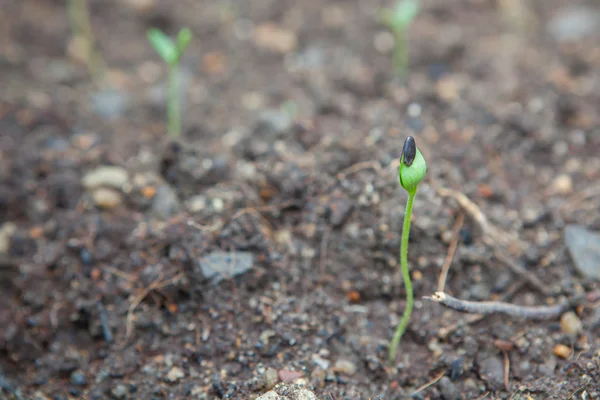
[1,0,600,399]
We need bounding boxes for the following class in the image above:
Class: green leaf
[147,28,177,64]
[176,28,193,53]
[393,0,419,28]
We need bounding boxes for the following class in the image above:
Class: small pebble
[553,344,572,359]
[332,359,357,376]
[311,354,330,370]
[165,366,185,383]
[254,23,297,53]
[560,311,583,336]
[0,222,17,254]
[110,384,128,400]
[69,370,87,386]
[278,369,303,383]
[264,368,279,389]
[439,376,461,400]
[91,188,123,209]
[551,174,573,194]
[82,166,129,190]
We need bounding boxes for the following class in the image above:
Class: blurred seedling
[67,0,107,84]
[388,136,427,365]
[147,27,193,139]
[380,0,420,78]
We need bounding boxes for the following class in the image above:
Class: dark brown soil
[1,0,600,399]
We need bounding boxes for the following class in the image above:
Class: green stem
[393,30,408,78]
[167,62,181,138]
[389,189,416,365]
[67,0,106,86]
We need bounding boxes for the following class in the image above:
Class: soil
[1,0,600,399]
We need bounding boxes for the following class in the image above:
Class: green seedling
[380,0,420,78]
[147,27,193,138]
[67,0,106,84]
[388,136,427,365]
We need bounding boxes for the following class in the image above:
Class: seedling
[380,0,420,77]
[388,136,427,364]
[147,27,193,138]
[67,0,106,84]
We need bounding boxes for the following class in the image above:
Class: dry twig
[412,370,446,396]
[437,212,465,292]
[424,291,580,320]
[436,186,548,294]
[436,187,526,251]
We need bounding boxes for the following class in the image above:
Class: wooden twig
[437,212,465,292]
[436,187,526,251]
[424,292,580,320]
[436,186,548,295]
[412,370,446,396]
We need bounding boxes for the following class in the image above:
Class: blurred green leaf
[176,28,193,53]
[147,28,177,64]
[393,0,419,27]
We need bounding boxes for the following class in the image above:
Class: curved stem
[167,63,181,138]
[389,190,416,365]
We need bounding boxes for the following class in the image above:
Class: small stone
[82,166,129,190]
[256,391,280,400]
[329,199,354,228]
[373,31,394,53]
[110,384,128,399]
[165,366,185,383]
[560,312,583,336]
[151,185,181,220]
[264,368,279,390]
[197,251,254,285]
[547,6,600,41]
[185,195,207,213]
[311,354,330,370]
[277,369,303,383]
[90,88,130,121]
[478,355,505,390]
[551,174,573,194]
[91,188,123,209]
[332,359,357,376]
[553,344,571,359]
[254,23,298,53]
[257,109,293,137]
[0,222,17,254]
[564,224,600,280]
[436,76,459,102]
[69,370,87,386]
[439,376,461,400]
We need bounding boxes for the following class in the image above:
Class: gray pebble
[439,376,461,400]
[565,225,600,280]
[197,251,254,285]
[478,355,505,390]
[69,370,87,386]
[151,185,181,219]
[110,384,128,399]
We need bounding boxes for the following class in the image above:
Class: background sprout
[380,0,420,78]
[389,136,427,364]
[67,0,106,84]
[147,27,193,139]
